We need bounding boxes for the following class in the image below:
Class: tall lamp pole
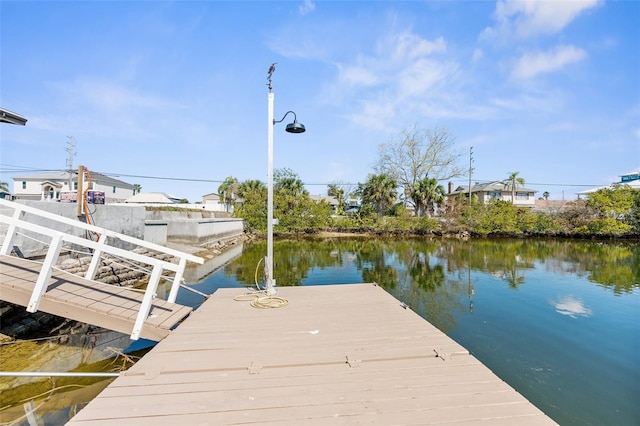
[265,64,305,295]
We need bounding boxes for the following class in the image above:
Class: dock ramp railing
[0,198,204,340]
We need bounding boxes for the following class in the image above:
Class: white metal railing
[0,199,204,340]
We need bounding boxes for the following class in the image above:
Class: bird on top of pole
[267,62,276,92]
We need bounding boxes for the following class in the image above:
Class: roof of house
[310,195,338,204]
[620,170,640,179]
[450,181,537,195]
[577,179,640,195]
[125,193,174,204]
[0,107,27,125]
[12,171,134,189]
[202,192,221,199]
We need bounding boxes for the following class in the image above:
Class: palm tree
[360,173,397,216]
[504,172,525,204]
[543,191,550,201]
[133,183,142,195]
[237,179,266,199]
[327,184,346,213]
[218,176,239,212]
[410,177,445,217]
[0,181,9,192]
[274,168,307,197]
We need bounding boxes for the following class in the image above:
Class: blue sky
[1,0,638,202]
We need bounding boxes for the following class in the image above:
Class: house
[202,192,221,204]
[202,192,235,213]
[576,171,640,198]
[12,171,135,203]
[448,181,537,207]
[310,195,339,213]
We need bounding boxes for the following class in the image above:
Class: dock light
[277,111,306,134]
[266,85,306,296]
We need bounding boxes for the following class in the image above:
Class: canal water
[2,237,638,425]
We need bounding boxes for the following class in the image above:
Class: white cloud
[397,59,454,100]
[52,77,179,111]
[387,32,446,60]
[299,0,316,16]
[482,0,602,41]
[511,44,586,80]
[328,29,460,128]
[471,48,484,64]
[338,64,379,87]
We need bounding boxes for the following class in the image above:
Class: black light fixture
[275,111,306,134]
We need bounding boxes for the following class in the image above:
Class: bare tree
[375,125,463,208]
[328,180,357,211]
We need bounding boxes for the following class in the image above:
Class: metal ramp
[0,199,204,340]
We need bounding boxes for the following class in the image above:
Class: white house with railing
[449,181,537,207]
[12,171,135,203]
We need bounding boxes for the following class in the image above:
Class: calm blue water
[182,238,640,426]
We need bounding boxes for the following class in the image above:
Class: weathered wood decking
[68,284,556,425]
[0,255,191,341]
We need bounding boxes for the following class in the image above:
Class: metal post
[77,165,85,217]
[468,146,473,205]
[266,91,276,295]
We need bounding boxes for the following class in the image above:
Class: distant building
[125,192,180,204]
[12,171,135,203]
[449,180,537,207]
[310,195,339,213]
[202,192,222,205]
[577,171,640,198]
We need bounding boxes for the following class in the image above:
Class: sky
[1,0,639,202]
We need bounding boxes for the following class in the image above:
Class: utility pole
[66,136,75,191]
[77,165,85,218]
[468,146,474,206]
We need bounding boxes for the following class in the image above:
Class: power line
[0,165,604,188]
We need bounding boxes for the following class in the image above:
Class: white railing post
[27,233,64,313]
[0,199,205,340]
[0,207,22,255]
[131,263,163,340]
[167,257,187,303]
[85,233,108,280]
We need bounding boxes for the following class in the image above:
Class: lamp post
[266,80,305,296]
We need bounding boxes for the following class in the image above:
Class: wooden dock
[68,284,556,425]
[0,255,192,341]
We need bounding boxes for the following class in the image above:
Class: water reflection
[552,295,593,318]
[225,237,640,294]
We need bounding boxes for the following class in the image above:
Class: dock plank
[68,284,557,425]
[0,255,191,341]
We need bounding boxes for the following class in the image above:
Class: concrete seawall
[0,201,244,259]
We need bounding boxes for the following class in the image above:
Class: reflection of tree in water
[361,239,464,334]
[224,237,639,301]
[433,238,639,294]
[354,240,399,290]
[566,242,639,295]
